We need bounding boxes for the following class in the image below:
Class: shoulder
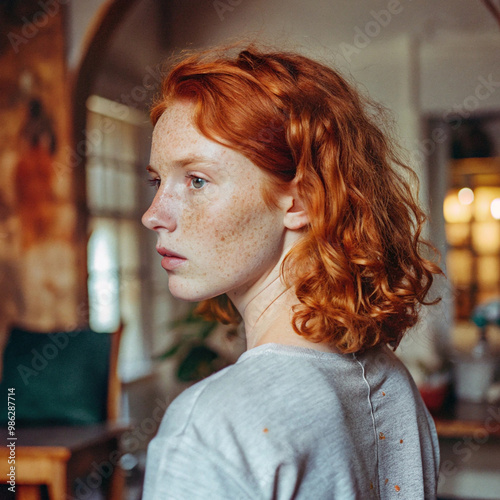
[162,349,282,428]
[356,344,424,399]
[166,344,424,425]
[161,344,365,441]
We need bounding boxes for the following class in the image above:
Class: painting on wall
[16,97,59,249]
[0,0,80,340]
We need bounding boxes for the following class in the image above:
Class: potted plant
[155,305,244,382]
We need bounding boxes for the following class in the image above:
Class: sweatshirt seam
[354,352,381,498]
[171,369,229,437]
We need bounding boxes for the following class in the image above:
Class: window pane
[118,168,136,213]
[86,95,155,381]
[87,218,120,332]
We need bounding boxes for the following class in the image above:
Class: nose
[141,189,177,232]
[141,203,156,230]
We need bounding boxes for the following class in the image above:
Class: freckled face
[142,100,287,303]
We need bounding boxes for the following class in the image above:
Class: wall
[0,1,80,349]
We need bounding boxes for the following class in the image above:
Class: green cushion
[0,327,111,426]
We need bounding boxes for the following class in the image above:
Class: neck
[226,230,338,353]
[228,263,338,353]
[241,269,289,343]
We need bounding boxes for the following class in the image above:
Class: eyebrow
[147,155,220,173]
[177,155,219,168]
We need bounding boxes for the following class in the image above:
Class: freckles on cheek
[212,196,257,243]
[213,205,271,263]
[212,216,241,253]
[183,206,202,229]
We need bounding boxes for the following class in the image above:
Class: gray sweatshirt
[143,343,439,499]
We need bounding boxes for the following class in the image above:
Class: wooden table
[0,423,128,500]
[433,400,500,439]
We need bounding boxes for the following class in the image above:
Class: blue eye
[190,177,207,189]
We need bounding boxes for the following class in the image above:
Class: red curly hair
[151,46,442,353]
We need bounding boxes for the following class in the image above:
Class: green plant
[155,306,238,382]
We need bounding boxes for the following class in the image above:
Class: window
[85,95,169,382]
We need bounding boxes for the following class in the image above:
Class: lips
[156,247,185,259]
[156,247,187,271]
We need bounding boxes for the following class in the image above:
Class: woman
[141,46,442,499]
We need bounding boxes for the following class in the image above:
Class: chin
[168,288,201,303]
[167,281,222,303]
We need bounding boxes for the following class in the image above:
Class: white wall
[68,1,500,154]
[68,0,500,187]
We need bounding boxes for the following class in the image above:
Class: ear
[282,180,309,231]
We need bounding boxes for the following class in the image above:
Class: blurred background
[1,0,500,498]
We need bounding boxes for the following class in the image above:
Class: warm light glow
[472,222,500,255]
[478,256,500,285]
[474,187,500,221]
[458,187,474,205]
[444,191,472,223]
[446,249,473,286]
[445,223,470,246]
[491,198,500,220]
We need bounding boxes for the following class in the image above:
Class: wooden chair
[0,323,126,500]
